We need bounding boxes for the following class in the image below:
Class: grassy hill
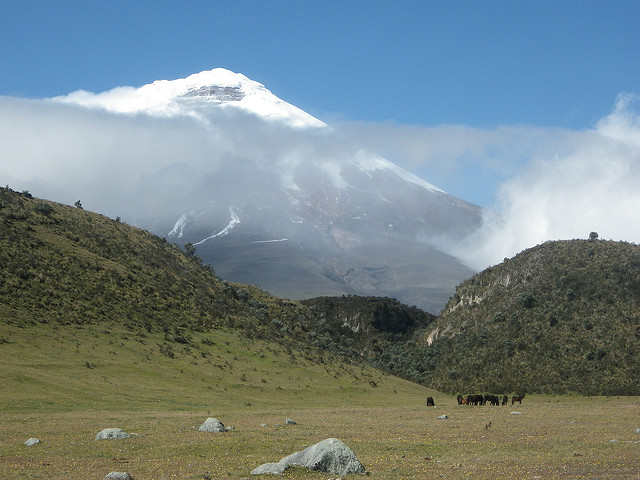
[0,187,434,413]
[3,186,639,401]
[395,239,640,395]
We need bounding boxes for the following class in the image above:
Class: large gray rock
[24,438,41,446]
[281,438,365,475]
[251,462,288,475]
[198,417,226,432]
[96,428,130,440]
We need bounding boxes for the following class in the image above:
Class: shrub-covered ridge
[417,239,640,395]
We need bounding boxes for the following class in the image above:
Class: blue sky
[2,1,637,128]
[2,1,640,267]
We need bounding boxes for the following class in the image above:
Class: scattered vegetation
[301,295,435,359]
[411,240,640,395]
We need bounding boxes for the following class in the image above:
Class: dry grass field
[1,324,639,479]
[1,396,639,479]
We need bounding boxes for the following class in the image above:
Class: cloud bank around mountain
[452,94,640,270]
[1,89,639,272]
[341,94,640,269]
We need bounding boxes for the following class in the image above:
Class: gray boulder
[437,415,448,419]
[198,417,226,432]
[285,418,297,425]
[634,428,640,434]
[96,428,130,440]
[24,438,41,446]
[280,438,365,475]
[104,472,132,480]
[251,462,288,475]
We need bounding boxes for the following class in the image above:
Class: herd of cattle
[425,394,526,407]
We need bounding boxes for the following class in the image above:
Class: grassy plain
[1,323,639,479]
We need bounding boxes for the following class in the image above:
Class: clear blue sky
[2,0,638,129]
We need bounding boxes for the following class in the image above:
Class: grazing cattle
[456,394,463,405]
[512,394,526,405]
[426,396,435,407]
[467,394,483,406]
[502,395,508,406]
[484,394,500,406]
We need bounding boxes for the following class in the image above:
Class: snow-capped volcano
[46,68,480,312]
[54,68,325,128]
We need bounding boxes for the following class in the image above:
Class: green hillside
[0,188,307,336]
[4,186,639,400]
[0,187,433,412]
[409,239,640,395]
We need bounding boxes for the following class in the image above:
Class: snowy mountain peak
[53,68,325,128]
[140,68,262,102]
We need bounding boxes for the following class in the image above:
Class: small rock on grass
[199,417,233,432]
[96,428,130,440]
[24,438,41,446]
[104,472,132,480]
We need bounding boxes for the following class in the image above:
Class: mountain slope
[0,187,434,411]
[397,239,640,395]
[48,68,481,313]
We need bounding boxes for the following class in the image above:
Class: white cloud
[338,120,579,206]
[442,93,640,270]
[1,89,638,274]
[0,94,365,228]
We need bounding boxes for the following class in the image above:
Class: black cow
[426,396,435,407]
[467,394,483,406]
[512,394,526,405]
[484,394,500,406]
[501,395,508,406]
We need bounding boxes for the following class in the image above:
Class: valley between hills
[1,187,639,479]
